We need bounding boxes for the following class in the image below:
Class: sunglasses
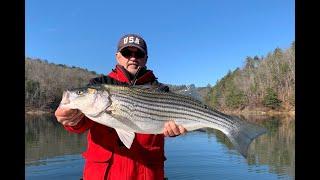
[120,48,146,59]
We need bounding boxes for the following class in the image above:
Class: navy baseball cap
[117,34,148,55]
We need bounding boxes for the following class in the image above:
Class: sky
[25,0,295,87]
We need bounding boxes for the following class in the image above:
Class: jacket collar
[108,65,156,85]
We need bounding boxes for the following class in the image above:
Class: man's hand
[55,106,84,126]
[163,120,187,137]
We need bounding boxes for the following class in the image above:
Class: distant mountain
[166,84,211,102]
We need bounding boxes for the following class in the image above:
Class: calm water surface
[25,114,295,180]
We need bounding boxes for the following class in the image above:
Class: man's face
[116,47,147,75]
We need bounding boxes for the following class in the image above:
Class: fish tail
[224,116,267,158]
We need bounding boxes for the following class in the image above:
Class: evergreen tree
[263,88,282,109]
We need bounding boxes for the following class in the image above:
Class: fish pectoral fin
[114,128,135,149]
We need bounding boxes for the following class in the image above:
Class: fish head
[60,86,111,116]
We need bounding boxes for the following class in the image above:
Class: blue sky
[26,0,295,87]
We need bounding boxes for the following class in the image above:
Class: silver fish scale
[109,97,165,133]
[108,86,237,134]
[127,89,237,126]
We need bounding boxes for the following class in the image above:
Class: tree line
[25,58,100,111]
[25,58,207,112]
[205,41,295,112]
[26,41,294,113]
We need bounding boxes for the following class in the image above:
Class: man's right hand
[55,107,84,126]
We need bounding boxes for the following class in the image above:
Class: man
[55,34,187,180]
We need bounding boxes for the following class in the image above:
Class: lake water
[25,114,295,180]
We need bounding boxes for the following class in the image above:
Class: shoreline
[222,109,295,117]
[25,108,295,117]
[25,109,53,115]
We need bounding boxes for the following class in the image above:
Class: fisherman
[55,34,187,180]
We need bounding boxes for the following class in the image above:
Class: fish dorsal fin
[114,128,135,149]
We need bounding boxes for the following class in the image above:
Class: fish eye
[76,90,84,95]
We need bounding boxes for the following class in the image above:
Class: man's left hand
[163,120,187,137]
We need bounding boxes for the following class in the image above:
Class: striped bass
[59,84,266,158]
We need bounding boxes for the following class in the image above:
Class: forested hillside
[25,58,208,112]
[25,58,100,111]
[26,41,295,114]
[205,42,295,112]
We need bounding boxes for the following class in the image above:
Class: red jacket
[64,65,166,180]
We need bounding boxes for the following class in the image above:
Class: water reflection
[203,115,295,179]
[25,114,294,179]
[25,114,87,165]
